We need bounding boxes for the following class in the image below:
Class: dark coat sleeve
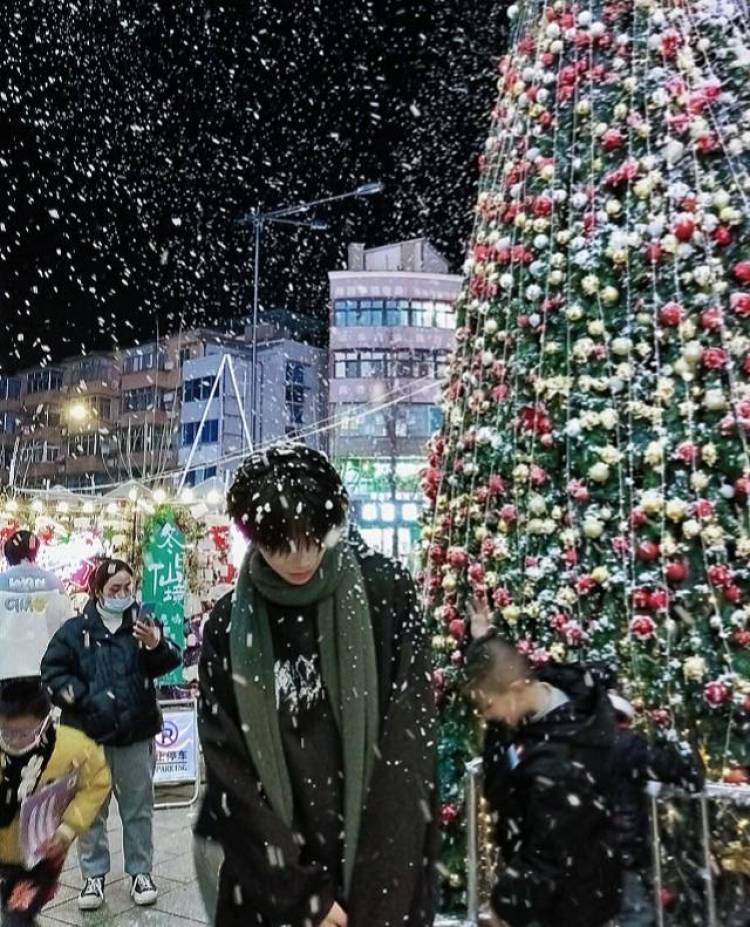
[346,564,438,927]
[194,596,337,927]
[615,730,704,791]
[491,752,605,926]
[41,622,89,707]
[140,624,182,679]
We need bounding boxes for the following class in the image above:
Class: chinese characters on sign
[142,518,186,685]
[154,704,198,785]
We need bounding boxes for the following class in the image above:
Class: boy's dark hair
[0,677,51,720]
[464,635,535,698]
[4,530,39,566]
[228,445,349,553]
[88,558,134,599]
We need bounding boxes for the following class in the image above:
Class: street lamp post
[237,181,384,446]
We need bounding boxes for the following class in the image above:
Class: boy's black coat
[610,728,703,869]
[41,600,181,746]
[194,538,437,927]
[483,664,622,927]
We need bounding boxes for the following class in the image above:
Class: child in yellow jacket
[0,678,110,926]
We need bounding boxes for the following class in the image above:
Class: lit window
[401,503,419,522]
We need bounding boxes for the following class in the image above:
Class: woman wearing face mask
[40,559,181,913]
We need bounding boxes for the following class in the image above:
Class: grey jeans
[78,739,156,880]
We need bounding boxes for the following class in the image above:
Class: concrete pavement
[39,799,207,927]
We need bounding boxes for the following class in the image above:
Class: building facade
[177,334,326,488]
[1,319,327,493]
[328,239,460,561]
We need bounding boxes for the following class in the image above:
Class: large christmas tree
[422,0,750,911]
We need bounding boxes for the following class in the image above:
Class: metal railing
[464,759,750,927]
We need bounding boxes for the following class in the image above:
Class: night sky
[1,0,508,373]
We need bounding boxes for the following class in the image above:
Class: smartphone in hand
[137,602,156,625]
[133,602,159,648]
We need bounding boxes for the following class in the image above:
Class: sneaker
[78,877,105,911]
[131,874,158,906]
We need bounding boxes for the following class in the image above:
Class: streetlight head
[69,402,88,423]
[308,219,329,231]
[355,181,384,196]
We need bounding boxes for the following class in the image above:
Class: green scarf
[229,541,379,895]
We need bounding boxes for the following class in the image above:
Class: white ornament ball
[683,341,704,364]
[589,462,611,483]
[611,336,632,356]
[704,389,727,411]
[583,517,604,539]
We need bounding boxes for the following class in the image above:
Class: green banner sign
[141,516,186,685]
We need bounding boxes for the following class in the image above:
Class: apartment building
[177,333,326,488]
[0,317,327,492]
[328,238,460,560]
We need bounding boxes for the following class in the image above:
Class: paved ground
[39,797,208,927]
[36,793,464,927]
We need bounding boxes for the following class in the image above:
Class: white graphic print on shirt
[274,654,324,714]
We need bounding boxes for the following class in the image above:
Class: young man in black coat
[194,446,437,927]
[465,616,622,927]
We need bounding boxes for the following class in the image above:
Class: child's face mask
[0,713,52,757]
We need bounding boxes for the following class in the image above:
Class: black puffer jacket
[483,664,622,927]
[41,599,182,746]
[610,727,703,869]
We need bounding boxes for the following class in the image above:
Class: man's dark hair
[464,635,535,699]
[4,530,39,566]
[228,445,349,553]
[0,677,51,720]
[88,558,134,599]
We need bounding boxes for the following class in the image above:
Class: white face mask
[100,594,135,615]
[0,713,52,757]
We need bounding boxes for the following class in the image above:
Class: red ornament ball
[448,619,466,642]
[447,546,469,568]
[704,679,731,708]
[659,886,679,910]
[636,540,660,562]
[674,216,695,241]
[439,803,460,827]
[665,560,689,584]
[648,589,669,611]
[659,302,685,326]
[629,615,657,641]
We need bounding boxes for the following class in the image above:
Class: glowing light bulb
[68,402,88,423]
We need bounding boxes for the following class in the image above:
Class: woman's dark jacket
[194,536,438,927]
[483,663,622,927]
[41,599,182,746]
